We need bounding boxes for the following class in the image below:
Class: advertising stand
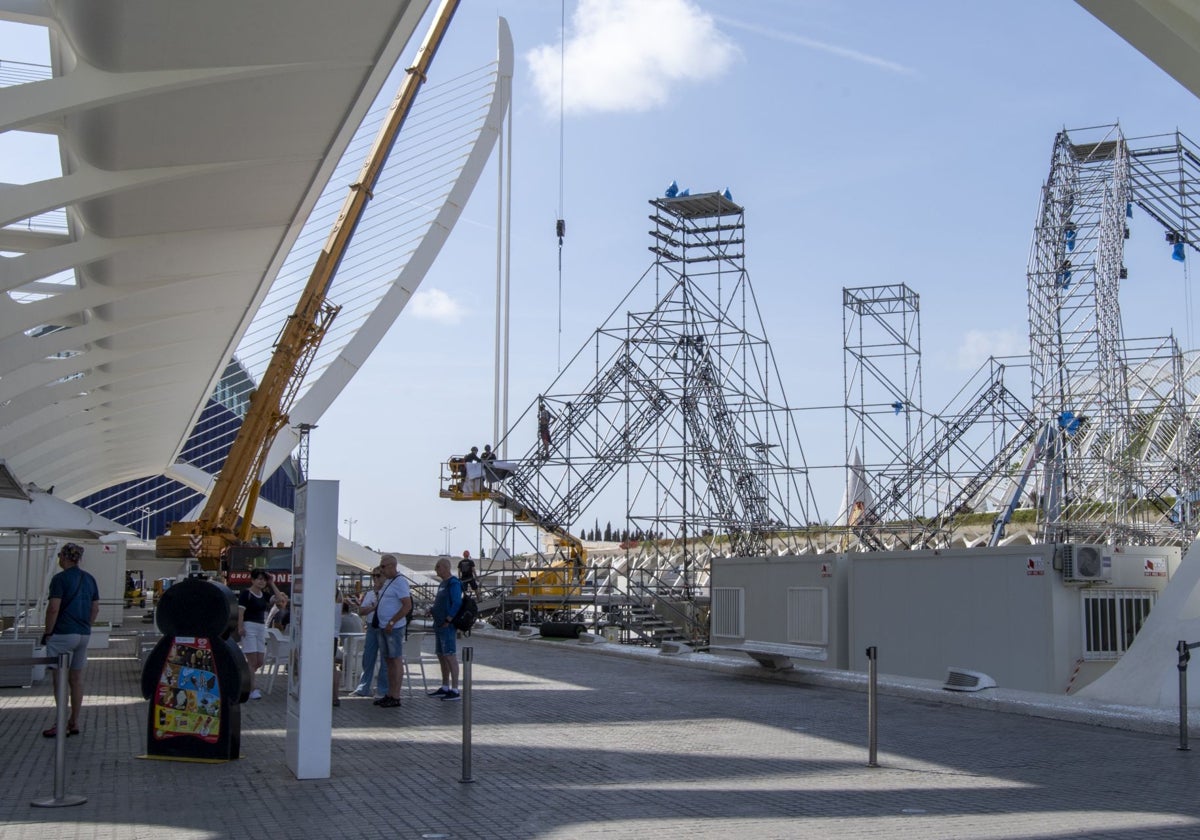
[285,479,337,779]
[139,577,250,761]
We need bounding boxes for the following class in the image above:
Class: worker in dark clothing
[537,401,551,459]
[458,550,481,597]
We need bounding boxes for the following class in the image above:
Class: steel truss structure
[1027,126,1200,545]
[845,125,1200,551]
[843,285,1037,550]
[479,191,820,601]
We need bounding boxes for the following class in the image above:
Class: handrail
[624,570,706,643]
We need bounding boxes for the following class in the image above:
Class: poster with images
[153,637,221,743]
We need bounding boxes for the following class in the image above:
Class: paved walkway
[2,627,1200,839]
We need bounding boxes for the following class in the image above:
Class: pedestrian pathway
[2,627,1200,839]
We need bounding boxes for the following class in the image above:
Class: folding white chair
[403,629,433,698]
[263,627,291,694]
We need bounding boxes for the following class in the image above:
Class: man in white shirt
[372,554,412,708]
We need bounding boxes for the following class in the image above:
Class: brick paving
[3,627,1200,839]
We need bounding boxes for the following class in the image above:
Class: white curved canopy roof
[1078,1,1200,99]
[0,0,429,500]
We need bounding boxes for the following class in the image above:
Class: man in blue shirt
[40,542,100,738]
[427,556,463,700]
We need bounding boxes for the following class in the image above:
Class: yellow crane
[158,0,461,565]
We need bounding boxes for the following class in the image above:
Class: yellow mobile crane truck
[157,0,461,567]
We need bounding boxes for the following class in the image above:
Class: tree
[604,522,612,541]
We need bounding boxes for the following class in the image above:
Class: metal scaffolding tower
[842,126,1200,551]
[477,190,819,597]
[841,284,923,546]
[1027,125,1200,545]
[842,300,1038,551]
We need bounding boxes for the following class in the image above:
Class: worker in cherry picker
[461,446,482,494]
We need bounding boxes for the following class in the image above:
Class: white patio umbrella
[0,461,132,638]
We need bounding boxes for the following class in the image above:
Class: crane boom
[158,0,461,563]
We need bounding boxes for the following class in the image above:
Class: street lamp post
[138,506,152,540]
[343,517,358,541]
[441,524,456,555]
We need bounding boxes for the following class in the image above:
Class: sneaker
[372,696,386,706]
[441,689,461,701]
[248,689,263,700]
[352,689,371,697]
[427,687,450,697]
[378,696,402,708]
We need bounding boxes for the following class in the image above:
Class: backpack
[452,593,478,632]
[401,600,417,638]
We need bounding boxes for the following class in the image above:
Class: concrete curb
[471,625,1188,737]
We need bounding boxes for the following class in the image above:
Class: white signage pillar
[285,479,337,779]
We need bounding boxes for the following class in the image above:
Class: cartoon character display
[139,576,252,760]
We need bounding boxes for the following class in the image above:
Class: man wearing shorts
[427,556,463,701]
[40,542,100,738]
[373,554,411,708]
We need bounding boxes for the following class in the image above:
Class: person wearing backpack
[427,556,463,701]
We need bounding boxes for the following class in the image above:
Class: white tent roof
[0,0,429,502]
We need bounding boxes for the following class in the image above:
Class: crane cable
[555,0,566,371]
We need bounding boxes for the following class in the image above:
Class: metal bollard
[460,646,474,783]
[866,645,879,768]
[1180,640,1193,752]
[33,651,87,808]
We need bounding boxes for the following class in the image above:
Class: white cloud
[526,0,739,116]
[408,288,464,324]
[955,329,1027,370]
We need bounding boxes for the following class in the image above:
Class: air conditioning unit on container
[1060,543,1111,583]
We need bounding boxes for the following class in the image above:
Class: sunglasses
[371,573,382,578]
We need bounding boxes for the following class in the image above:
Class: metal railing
[474,561,707,645]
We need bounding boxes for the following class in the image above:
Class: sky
[3,1,1200,556]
